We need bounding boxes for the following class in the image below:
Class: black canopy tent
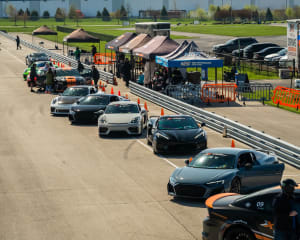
[32,25,58,48]
[62,28,100,57]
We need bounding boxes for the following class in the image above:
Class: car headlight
[169,177,177,185]
[130,116,141,124]
[156,132,170,140]
[99,117,107,124]
[194,131,205,139]
[206,180,225,186]
[52,98,57,104]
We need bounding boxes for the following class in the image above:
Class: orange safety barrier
[272,86,300,109]
[201,83,237,103]
[94,53,116,65]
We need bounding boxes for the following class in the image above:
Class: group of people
[28,63,55,93]
[117,58,132,87]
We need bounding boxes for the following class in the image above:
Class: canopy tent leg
[98,41,100,65]
[215,67,217,84]
[63,42,64,55]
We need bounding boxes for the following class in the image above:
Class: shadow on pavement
[170,198,207,208]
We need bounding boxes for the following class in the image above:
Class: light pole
[230,0,233,24]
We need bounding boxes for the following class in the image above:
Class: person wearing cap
[91,65,99,88]
[272,179,298,240]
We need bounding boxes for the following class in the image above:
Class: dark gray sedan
[167,148,284,199]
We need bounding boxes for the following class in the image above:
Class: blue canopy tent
[156,41,223,82]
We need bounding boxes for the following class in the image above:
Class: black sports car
[68,93,123,123]
[54,68,86,92]
[147,115,207,154]
[25,52,50,66]
[168,148,284,199]
[202,186,300,240]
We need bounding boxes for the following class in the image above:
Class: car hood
[265,53,278,59]
[57,96,81,105]
[104,113,140,124]
[170,167,237,184]
[159,128,204,141]
[71,105,107,112]
[213,44,224,49]
[56,76,85,82]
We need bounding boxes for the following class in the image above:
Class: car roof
[68,85,91,89]
[201,147,251,155]
[159,115,194,119]
[108,101,137,105]
[88,93,115,97]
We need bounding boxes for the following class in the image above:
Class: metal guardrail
[164,84,202,104]
[0,31,114,84]
[130,81,300,169]
[237,83,273,102]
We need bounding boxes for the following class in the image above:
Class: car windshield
[189,153,236,169]
[32,53,47,58]
[62,87,89,96]
[105,104,139,114]
[158,117,198,130]
[56,69,80,77]
[279,48,287,55]
[36,62,49,68]
[225,39,234,45]
[79,95,109,105]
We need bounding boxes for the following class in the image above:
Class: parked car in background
[53,68,86,92]
[253,47,284,61]
[68,93,123,124]
[295,79,300,88]
[243,43,279,59]
[279,55,294,68]
[51,86,97,115]
[202,186,300,240]
[23,61,54,80]
[264,48,287,65]
[25,52,50,65]
[147,115,207,154]
[167,148,284,199]
[213,37,257,55]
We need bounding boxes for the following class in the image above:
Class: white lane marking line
[283,174,300,177]
[137,139,178,168]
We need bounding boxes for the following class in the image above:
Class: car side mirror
[245,163,252,170]
[184,159,190,166]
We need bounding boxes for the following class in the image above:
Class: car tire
[230,178,241,193]
[224,227,255,240]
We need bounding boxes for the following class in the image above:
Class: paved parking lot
[0,34,299,240]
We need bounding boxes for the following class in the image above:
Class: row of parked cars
[24,51,295,240]
[213,37,289,67]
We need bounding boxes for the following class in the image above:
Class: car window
[189,153,236,169]
[56,69,80,77]
[105,104,139,114]
[110,96,119,102]
[158,117,198,130]
[233,194,275,213]
[237,153,255,168]
[62,87,89,96]
[79,95,109,105]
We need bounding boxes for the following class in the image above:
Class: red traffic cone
[144,102,148,111]
[231,139,235,148]
[137,98,140,104]
[111,87,114,95]
[118,90,121,96]
[102,86,106,92]
[161,108,164,116]
[125,94,128,99]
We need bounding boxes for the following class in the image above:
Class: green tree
[96,10,101,18]
[265,7,273,21]
[25,8,30,16]
[43,10,50,18]
[160,5,168,19]
[6,5,17,25]
[214,6,221,21]
[18,9,24,16]
[102,7,110,21]
[208,4,217,19]
[286,7,293,19]
[30,10,39,20]
[120,5,127,17]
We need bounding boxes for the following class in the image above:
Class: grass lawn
[172,24,286,36]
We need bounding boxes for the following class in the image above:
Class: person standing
[272,179,299,240]
[121,58,131,87]
[29,63,37,92]
[77,60,84,73]
[91,45,97,58]
[74,47,81,61]
[16,35,21,50]
[45,68,54,93]
[92,65,100,88]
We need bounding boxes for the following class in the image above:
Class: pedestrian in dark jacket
[16,35,21,50]
[272,179,299,240]
[92,65,100,88]
[77,60,84,73]
[45,68,54,93]
[91,45,97,57]
[121,58,131,87]
[29,63,37,92]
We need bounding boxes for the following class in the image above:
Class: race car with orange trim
[202,186,300,240]
[53,68,86,92]
[167,148,284,199]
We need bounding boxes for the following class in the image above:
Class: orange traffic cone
[231,139,235,148]
[125,94,128,99]
[118,90,121,96]
[144,102,148,111]
[57,62,60,67]
[102,86,106,92]
[137,98,140,104]
[189,157,193,162]
[161,108,164,116]
[111,87,114,95]
[91,80,95,86]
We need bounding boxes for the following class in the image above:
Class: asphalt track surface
[0,35,299,240]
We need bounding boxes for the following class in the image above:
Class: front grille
[174,184,206,198]
[128,127,138,133]
[50,107,55,112]
[75,112,96,121]
[167,183,175,193]
[56,109,69,113]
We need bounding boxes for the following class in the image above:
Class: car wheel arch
[223,224,255,240]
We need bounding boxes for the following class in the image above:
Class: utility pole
[231,0,233,24]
